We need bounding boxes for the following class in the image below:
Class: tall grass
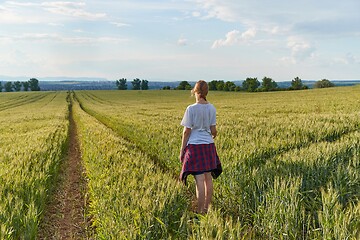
[0,92,69,239]
[1,87,359,238]
[75,86,360,238]
[73,93,248,239]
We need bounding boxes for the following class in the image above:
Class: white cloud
[191,0,237,22]
[211,28,256,48]
[189,1,360,41]
[332,53,358,65]
[41,2,106,20]
[5,1,39,7]
[241,28,256,40]
[0,4,25,23]
[262,25,289,35]
[0,1,107,24]
[21,33,58,41]
[110,22,131,27]
[64,36,126,44]
[192,11,201,17]
[0,35,12,44]
[73,29,84,33]
[0,33,128,44]
[345,52,357,64]
[48,22,64,27]
[212,30,239,48]
[285,37,316,63]
[177,37,188,46]
[0,49,46,74]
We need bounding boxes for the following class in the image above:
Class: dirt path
[38,101,87,239]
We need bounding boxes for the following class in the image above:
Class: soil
[38,104,87,239]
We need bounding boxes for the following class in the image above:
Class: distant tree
[234,86,242,92]
[242,77,260,92]
[22,81,30,91]
[208,80,217,90]
[116,78,127,90]
[131,78,141,90]
[4,82,13,92]
[216,80,225,91]
[224,81,236,91]
[162,86,171,90]
[208,80,237,91]
[141,79,149,90]
[176,81,192,90]
[208,80,225,91]
[261,76,277,91]
[290,77,306,90]
[29,78,40,91]
[0,82,3,92]
[13,81,22,91]
[314,79,335,88]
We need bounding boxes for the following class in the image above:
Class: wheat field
[1,86,359,239]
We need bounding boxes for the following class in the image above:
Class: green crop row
[0,92,69,239]
[75,87,360,239]
[72,93,252,239]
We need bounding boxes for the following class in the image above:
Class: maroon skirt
[180,143,222,184]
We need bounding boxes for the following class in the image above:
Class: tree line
[0,78,40,92]
[1,77,335,92]
[170,77,335,92]
[115,78,149,90]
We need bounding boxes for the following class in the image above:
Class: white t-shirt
[181,103,216,145]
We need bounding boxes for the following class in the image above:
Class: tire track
[0,92,49,112]
[38,93,87,240]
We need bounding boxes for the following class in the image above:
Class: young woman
[179,80,222,214]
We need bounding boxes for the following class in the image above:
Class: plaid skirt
[180,143,222,184]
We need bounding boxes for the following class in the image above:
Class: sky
[0,0,359,82]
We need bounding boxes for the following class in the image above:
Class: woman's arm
[180,127,191,161]
[210,125,217,139]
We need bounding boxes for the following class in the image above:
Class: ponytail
[193,80,208,100]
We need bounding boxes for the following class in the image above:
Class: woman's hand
[210,125,217,139]
[179,149,184,163]
[180,127,191,163]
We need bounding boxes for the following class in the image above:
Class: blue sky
[0,0,359,82]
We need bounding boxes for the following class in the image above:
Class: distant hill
[39,81,116,91]
[277,80,360,89]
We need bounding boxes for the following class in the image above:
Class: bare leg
[194,174,205,214]
[204,172,213,212]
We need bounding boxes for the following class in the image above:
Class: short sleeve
[210,105,216,126]
[181,106,193,128]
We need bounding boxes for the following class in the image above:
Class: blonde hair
[192,80,208,101]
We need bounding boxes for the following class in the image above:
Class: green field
[0,92,69,239]
[1,87,360,239]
